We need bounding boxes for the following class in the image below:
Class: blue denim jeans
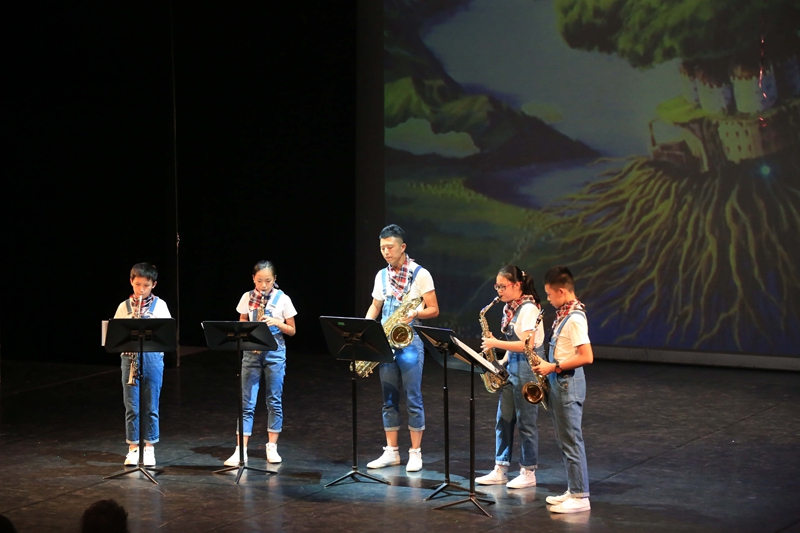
[239,348,286,436]
[495,351,539,468]
[121,352,164,444]
[378,335,425,431]
[547,367,590,497]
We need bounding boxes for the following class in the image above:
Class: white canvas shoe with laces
[124,448,139,466]
[224,447,247,466]
[367,446,401,469]
[549,497,591,513]
[546,490,572,505]
[143,446,156,467]
[506,467,537,489]
[406,448,423,472]
[475,464,508,485]
[266,443,282,463]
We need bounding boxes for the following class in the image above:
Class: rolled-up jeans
[239,348,286,436]
[547,367,590,497]
[121,352,164,444]
[495,351,539,468]
[378,335,425,431]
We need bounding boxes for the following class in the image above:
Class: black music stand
[319,316,396,487]
[202,321,278,484]
[430,333,505,517]
[103,318,176,485]
[416,326,485,501]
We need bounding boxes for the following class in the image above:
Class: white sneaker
[475,464,508,485]
[406,448,422,472]
[266,443,282,463]
[124,448,139,466]
[549,497,590,513]
[143,446,156,467]
[367,446,400,469]
[506,467,537,489]
[546,490,572,505]
[224,447,247,466]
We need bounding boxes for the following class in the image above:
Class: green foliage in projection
[384,0,596,164]
[556,0,800,68]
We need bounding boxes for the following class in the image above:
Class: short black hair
[253,260,276,276]
[544,265,574,291]
[379,224,405,242]
[130,262,158,282]
[80,499,129,533]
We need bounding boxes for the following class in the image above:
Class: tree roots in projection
[543,155,800,351]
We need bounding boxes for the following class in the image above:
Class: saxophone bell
[522,310,549,409]
[353,296,423,377]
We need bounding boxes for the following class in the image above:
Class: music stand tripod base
[102,318,176,486]
[319,316,396,488]
[202,321,279,484]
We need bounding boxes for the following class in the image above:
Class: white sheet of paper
[450,336,501,374]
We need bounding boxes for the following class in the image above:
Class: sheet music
[450,336,502,374]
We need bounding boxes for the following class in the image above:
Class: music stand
[103,318,176,485]
[319,316,396,487]
[416,326,484,501]
[430,333,506,517]
[202,321,278,484]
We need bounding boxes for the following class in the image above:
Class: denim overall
[495,302,541,468]
[547,311,590,497]
[121,297,164,444]
[378,265,425,431]
[239,290,287,436]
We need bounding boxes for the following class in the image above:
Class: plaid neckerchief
[248,288,274,311]
[552,299,585,332]
[129,293,155,317]
[501,295,537,334]
[387,255,415,301]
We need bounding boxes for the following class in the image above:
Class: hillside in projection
[383,0,800,355]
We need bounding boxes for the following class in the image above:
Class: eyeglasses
[493,284,509,291]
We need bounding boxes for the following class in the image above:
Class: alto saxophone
[127,295,143,386]
[353,296,423,378]
[479,297,507,393]
[522,307,549,409]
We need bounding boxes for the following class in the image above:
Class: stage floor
[1,350,799,532]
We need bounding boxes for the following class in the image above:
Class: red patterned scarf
[128,294,155,317]
[552,299,585,332]
[387,256,415,301]
[501,295,537,334]
[248,288,274,311]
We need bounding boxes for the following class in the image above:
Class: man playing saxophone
[476,265,544,489]
[365,224,439,473]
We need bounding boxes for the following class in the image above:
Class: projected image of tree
[546,0,800,351]
[383,0,800,355]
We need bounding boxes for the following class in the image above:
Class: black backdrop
[4,1,365,364]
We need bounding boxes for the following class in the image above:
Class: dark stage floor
[1,350,799,532]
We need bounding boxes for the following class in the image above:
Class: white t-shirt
[236,290,297,322]
[552,312,591,364]
[510,302,545,349]
[114,297,171,319]
[371,261,435,306]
